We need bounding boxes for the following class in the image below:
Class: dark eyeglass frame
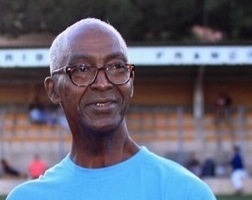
[51,63,135,87]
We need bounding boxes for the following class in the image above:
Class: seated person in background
[186,152,202,177]
[0,159,21,177]
[28,97,46,124]
[28,155,47,179]
[201,158,216,177]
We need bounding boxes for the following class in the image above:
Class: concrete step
[204,178,252,195]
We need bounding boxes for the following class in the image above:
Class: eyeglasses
[52,63,134,87]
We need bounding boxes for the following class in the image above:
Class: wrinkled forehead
[66,22,127,58]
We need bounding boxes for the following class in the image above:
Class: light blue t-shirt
[7,147,216,200]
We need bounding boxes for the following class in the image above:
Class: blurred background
[0,0,252,198]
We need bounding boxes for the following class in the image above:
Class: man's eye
[77,64,92,72]
[109,63,125,70]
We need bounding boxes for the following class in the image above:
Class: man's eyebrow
[105,52,127,62]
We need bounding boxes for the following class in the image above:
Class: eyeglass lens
[69,63,132,86]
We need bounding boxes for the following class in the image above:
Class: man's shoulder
[7,157,70,200]
[140,147,191,174]
[6,179,47,200]
[140,148,210,185]
[137,148,216,199]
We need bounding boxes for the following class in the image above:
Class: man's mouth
[95,102,111,107]
[87,99,117,111]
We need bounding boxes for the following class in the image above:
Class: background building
[0,36,252,181]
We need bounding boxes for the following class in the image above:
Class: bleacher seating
[0,106,70,143]
[0,105,252,195]
[1,105,252,144]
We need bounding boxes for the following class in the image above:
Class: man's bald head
[49,18,128,74]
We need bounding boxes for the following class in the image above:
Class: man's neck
[69,129,139,168]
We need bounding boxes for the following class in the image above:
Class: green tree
[0,0,251,42]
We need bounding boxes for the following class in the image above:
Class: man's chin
[86,122,118,136]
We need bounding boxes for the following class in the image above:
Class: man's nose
[90,67,112,90]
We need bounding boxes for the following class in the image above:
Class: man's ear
[130,71,134,98]
[130,86,134,98]
[44,76,61,104]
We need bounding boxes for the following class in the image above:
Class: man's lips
[86,99,117,111]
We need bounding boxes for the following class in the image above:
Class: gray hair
[49,18,128,75]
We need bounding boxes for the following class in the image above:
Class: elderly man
[7,18,216,200]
